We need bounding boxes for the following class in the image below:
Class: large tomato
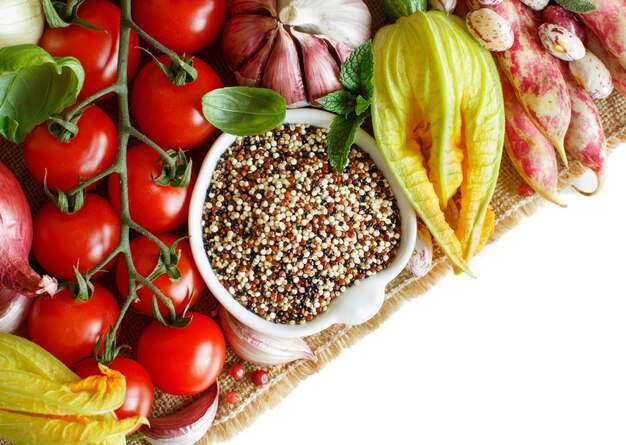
[107,144,197,233]
[115,234,204,318]
[39,0,141,99]
[132,0,227,54]
[32,194,120,280]
[75,357,154,422]
[130,55,223,150]
[24,105,117,192]
[28,284,120,368]
[137,312,226,396]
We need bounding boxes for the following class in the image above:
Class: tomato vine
[50,0,198,363]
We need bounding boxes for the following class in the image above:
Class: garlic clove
[219,306,316,366]
[276,0,371,48]
[323,36,355,65]
[429,0,457,13]
[230,0,277,16]
[262,24,308,108]
[236,27,278,86]
[222,15,278,71]
[142,382,219,445]
[405,222,433,280]
[290,29,342,105]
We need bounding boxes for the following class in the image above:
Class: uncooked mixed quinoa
[202,124,401,324]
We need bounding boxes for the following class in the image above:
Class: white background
[225,143,626,445]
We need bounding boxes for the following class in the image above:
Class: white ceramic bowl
[189,109,416,338]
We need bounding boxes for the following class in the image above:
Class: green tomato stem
[127,127,177,168]
[67,0,190,361]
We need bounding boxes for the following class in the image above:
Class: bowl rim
[188,108,416,338]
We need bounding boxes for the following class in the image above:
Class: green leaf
[554,0,597,12]
[41,0,71,28]
[377,0,427,20]
[355,95,370,116]
[327,112,369,173]
[339,41,374,99]
[317,89,357,116]
[0,44,84,143]
[202,87,286,136]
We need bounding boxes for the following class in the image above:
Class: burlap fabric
[1,1,626,443]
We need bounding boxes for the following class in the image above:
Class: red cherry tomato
[32,194,120,280]
[28,284,120,368]
[75,357,154,422]
[23,105,117,192]
[39,0,141,99]
[137,312,226,396]
[130,55,223,150]
[132,0,227,54]
[115,233,204,318]
[107,144,197,233]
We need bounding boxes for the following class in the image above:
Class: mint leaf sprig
[317,40,374,173]
[554,0,597,13]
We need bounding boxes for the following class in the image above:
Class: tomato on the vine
[137,312,226,396]
[130,55,223,150]
[23,105,117,192]
[28,284,120,368]
[115,233,204,318]
[32,194,120,280]
[107,144,197,233]
[132,0,227,54]
[39,0,141,99]
[75,357,154,422]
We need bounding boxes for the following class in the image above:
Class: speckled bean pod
[464,0,571,164]
[576,0,626,70]
[559,62,608,195]
[499,71,563,206]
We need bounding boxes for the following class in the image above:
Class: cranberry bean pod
[464,0,571,164]
[575,0,626,70]
[499,71,563,206]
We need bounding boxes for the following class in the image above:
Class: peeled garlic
[222,0,371,107]
[219,306,316,366]
[405,222,433,280]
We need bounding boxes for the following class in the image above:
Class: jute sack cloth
[1,0,626,443]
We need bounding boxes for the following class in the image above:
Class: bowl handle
[332,278,387,326]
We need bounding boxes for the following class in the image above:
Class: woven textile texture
[1,1,626,443]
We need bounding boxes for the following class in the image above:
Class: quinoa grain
[202,124,401,324]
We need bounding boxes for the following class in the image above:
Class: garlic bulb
[405,222,433,280]
[0,0,44,49]
[219,306,317,366]
[222,0,371,107]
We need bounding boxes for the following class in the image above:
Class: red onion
[141,382,219,445]
[0,161,56,332]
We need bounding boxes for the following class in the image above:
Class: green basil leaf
[317,89,357,116]
[0,44,84,143]
[339,41,374,99]
[327,111,369,173]
[202,86,286,136]
[554,0,597,12]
